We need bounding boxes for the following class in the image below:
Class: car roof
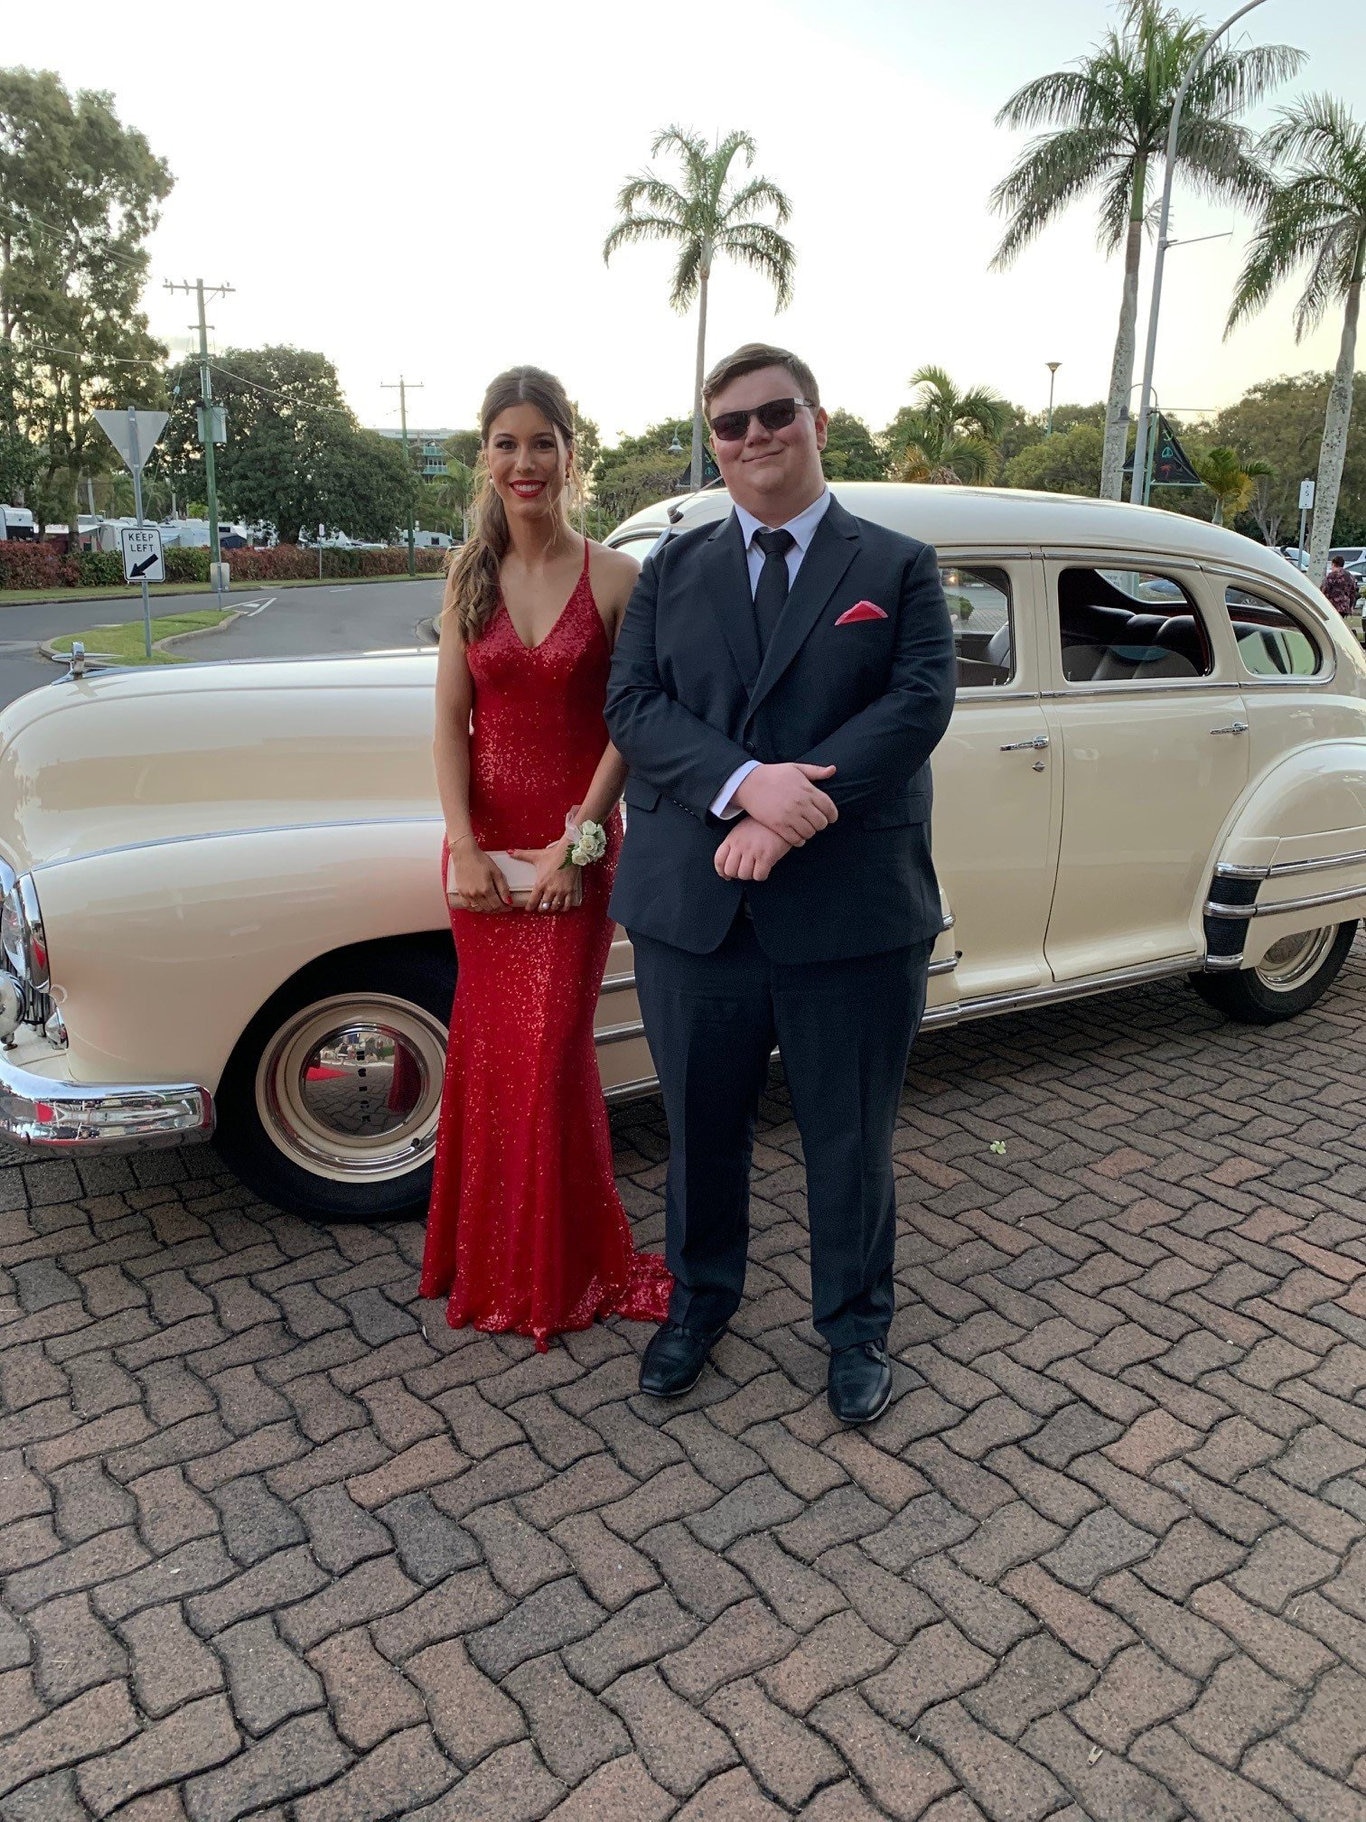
[609,480,1308,590]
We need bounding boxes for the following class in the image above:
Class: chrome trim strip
[599,973,637,996]
[32,815,448,875]
[1039,682,1242,700]
[0,856,14,899]
[949,955,1200,1023]
[604,1072,666,1104]
[1217,847,1366,882]
[16,874,48,991]
[594,1019,647,1047]
[941,913,955,931]
[1202,954,1245,972]
[927,957,958,978]
[1205,880,1366,921]
[0,1054,215,1151]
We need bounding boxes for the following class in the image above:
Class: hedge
[0,538,447,589]
[224,544,448,581]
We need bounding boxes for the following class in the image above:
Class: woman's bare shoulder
[587,539,641,610]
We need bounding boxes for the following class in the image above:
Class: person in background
[1321,556,1361,617]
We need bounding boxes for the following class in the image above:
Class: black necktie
[752,527,795,651]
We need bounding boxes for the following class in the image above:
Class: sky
[10,0,1366,445]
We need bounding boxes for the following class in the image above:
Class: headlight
[1,875,48,990]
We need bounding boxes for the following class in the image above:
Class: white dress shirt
[710,488,833,819]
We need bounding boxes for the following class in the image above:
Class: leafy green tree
[821,410,884,481]
[1192,444,1274,525]
[590,417,691,524]
[991,2,1300,499]
[159,346,415,541]
[604,127,795,493]
[1004,423,1106,495]
[998,401,1107,464]
[885,366,1008,484]
[442,429,481,470]
[1206,372,1365,547]
[0,68,172,540]
[1229,96,1366,579]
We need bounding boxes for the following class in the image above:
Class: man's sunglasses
[708,397,811,444]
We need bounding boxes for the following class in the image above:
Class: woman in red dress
[419,366,671,1350]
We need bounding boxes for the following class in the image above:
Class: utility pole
[165,279,234,598]
[382,376,423,576]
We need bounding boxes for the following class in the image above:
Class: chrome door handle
[1000,734,1050,751]
[1210,721,1249,736]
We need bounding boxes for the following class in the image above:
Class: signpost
[92,408,169,658]
[1298,479,1315,572]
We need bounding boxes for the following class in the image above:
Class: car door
[930,552,1061,1005]
[1040,552,1250,982]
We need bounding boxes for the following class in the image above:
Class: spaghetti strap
[580,537,591,577]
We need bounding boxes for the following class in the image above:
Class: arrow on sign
[129,554,159,579]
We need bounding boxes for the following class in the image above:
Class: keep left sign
[120,525,165,584]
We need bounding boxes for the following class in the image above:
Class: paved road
[4,959,1366,1817]
[0,581,442,710]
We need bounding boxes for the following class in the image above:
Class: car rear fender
[1205,740,1366,970]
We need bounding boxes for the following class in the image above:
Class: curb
[417,616,439,646]
[40,608,247,668]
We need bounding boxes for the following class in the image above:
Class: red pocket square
[835,601,889,625]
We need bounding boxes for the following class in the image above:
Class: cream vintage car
[3,480,1366,1222]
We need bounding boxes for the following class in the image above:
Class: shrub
[0,542,62,589]
[77,551,125,587]
[224,544,447,581]
[165,546,211,583]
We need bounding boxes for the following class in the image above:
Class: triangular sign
[93,409,169,473]
[1150,414,1202,488]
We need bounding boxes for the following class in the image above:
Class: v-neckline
[502,551,587,654]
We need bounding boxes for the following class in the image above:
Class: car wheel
[1189,920,1357,1024]
[214,936,455,1221]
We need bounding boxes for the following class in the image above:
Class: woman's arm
[577,543,638,824]
[432,607,509,910]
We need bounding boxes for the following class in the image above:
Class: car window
[942,563,1012,687]
[1057,565,1213,683]
[611,530,668,564]
[1222,584,1326,679]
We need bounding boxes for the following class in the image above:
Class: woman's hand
[508,841,580,913]
[448,839,510,913]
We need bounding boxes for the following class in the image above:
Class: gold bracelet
[448,832,476,850]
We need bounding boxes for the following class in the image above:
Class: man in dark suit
[605,343,955,1423]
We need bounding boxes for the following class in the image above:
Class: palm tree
[604,127,795,492]
[991,2,1301,501]
[888,366,1008,485]
[1193,445,1273,524]
[1228,96,1366,581]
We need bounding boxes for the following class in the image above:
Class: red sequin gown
[419,546,672,1350]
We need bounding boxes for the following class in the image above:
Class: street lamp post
[1129,0,1267,505]
[1046,363,1061,437]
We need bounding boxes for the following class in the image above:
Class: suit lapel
[746,498,861,722]
[699,513,761,694]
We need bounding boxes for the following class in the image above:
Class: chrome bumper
[0,1048,215,1151]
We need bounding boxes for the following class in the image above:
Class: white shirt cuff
[711,760,760,820]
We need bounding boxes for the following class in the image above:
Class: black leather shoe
[639,1321,721,1398]
[828,1341,893,1425]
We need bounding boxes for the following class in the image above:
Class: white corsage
[565,806,607,868]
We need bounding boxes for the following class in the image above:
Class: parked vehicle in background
[2,482,1365,1223]
[0,506,36,541]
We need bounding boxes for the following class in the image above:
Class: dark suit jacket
[605,496,956,963]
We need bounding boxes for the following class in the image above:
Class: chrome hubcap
[256,993,447,1182]
[1254,925,1336,993]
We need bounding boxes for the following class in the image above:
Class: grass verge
[49,611,233,665]
[1,572,442,608]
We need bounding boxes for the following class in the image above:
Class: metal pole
[400,380,414,578]
[1298,503,1308,569]
[1130,0,1267,505]
[195,281,224,602]
[1046,362,1061,436]
[382,377,423,578]
[128,407,152,660]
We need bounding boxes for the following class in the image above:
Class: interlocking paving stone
[14,966,1366,1814]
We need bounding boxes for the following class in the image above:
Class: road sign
[93,410,169,475]
[120,525,164,585]
[1299,479,1316,511]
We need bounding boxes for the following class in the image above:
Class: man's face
[707,365,828,520]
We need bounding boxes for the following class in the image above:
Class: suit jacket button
[744,742,757,755]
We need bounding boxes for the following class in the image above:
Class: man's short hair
[703,343,820,413]
[1331,555,1346,567]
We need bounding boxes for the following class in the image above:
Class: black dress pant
[631,911,931,1350]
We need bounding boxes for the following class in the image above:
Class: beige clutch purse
[446,849,583,911]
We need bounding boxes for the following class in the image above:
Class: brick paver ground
[5,959,1366,1820]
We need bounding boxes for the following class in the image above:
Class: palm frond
[722,176,793,228]
[990,127,1124,266]
[715,222,795,309]
[602,212,688,265]
[610,174,689,223]
[667,236,705,313]
[995,69,1110,133]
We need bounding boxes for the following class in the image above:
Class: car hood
[0,652,440,875]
